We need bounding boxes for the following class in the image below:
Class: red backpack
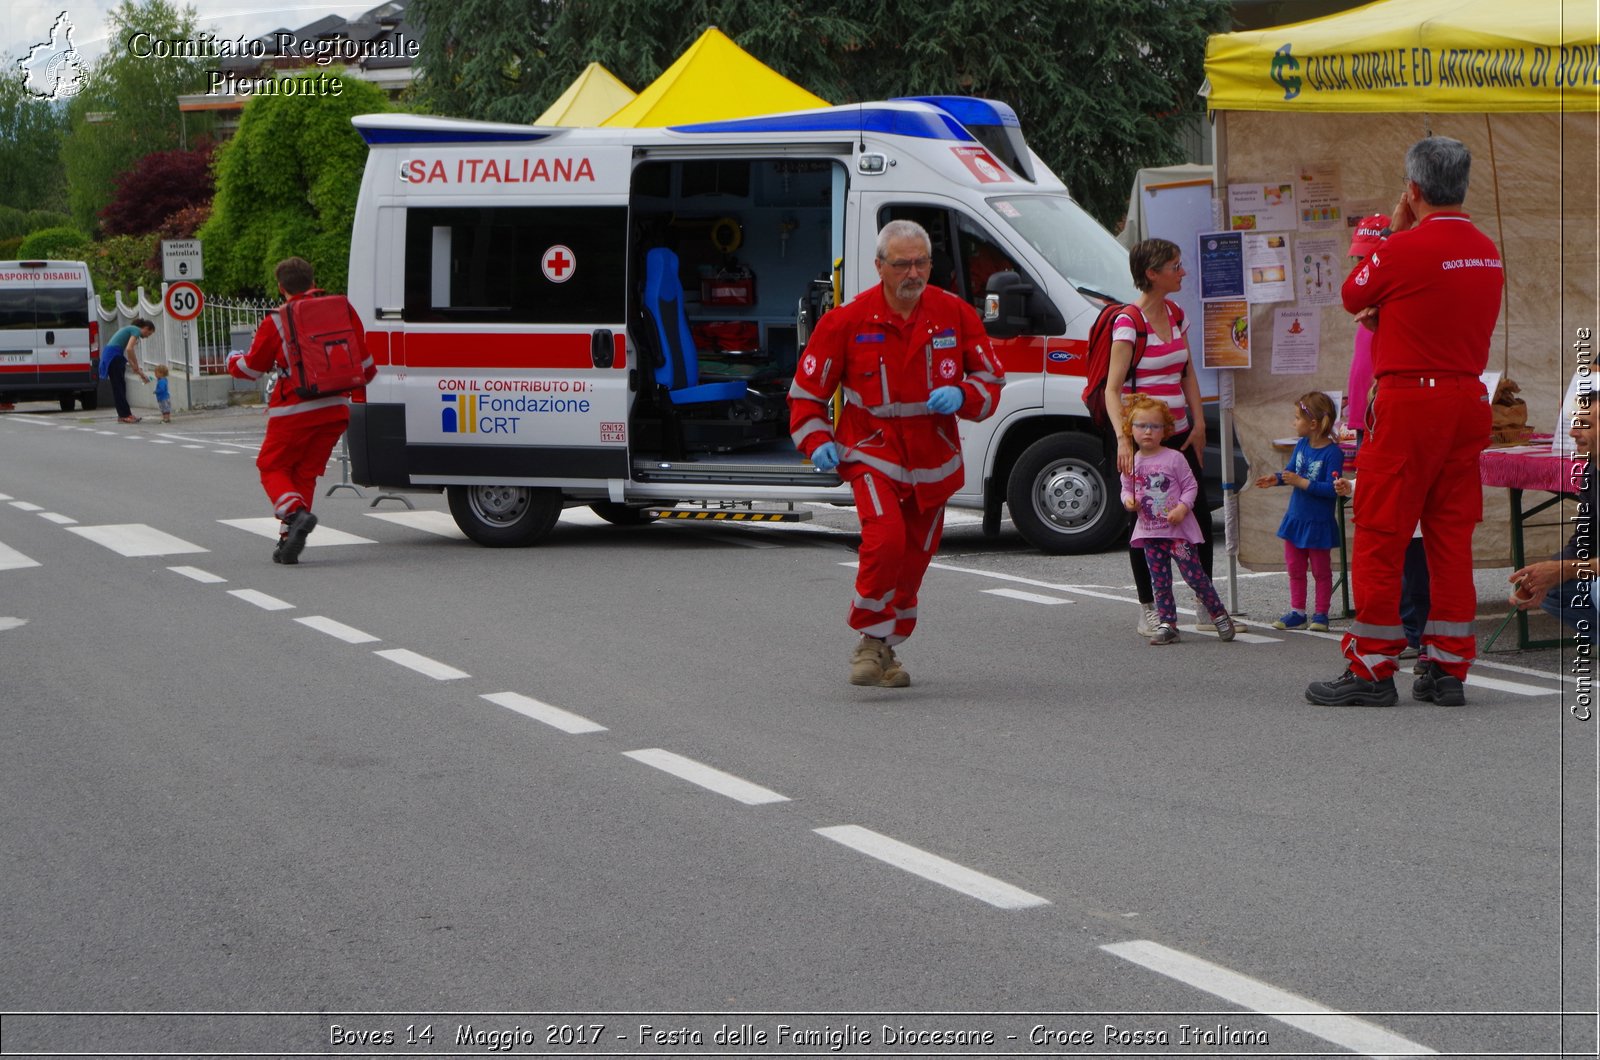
[1080,300,1183,428]
[274,290,370,399]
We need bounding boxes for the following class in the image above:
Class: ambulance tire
[589,502,659,525]
[1005,433,1122,555]
[447,484,562,547]
[79,391,98,411]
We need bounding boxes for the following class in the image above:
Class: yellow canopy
[601,27,829,128]
[1204,0,1599,113]
[536,63,637,127]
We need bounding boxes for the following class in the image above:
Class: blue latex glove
[810,441,841,471]
[927,385,964,414]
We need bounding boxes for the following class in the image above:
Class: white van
[345,96,1224,553]
[0,260,100,411]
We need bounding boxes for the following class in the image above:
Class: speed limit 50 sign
[164,281,204,322]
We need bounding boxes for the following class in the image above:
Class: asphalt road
[0,403,1594,1060]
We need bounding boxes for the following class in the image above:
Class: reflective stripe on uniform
[266,395,349,418]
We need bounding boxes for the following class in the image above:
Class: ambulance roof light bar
[892,96,1037,184]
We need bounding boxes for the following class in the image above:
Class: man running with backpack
[228,257,374,564]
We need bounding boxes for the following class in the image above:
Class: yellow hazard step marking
[649,509,811,522]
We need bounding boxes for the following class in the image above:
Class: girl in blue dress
[1255,392,1344,631]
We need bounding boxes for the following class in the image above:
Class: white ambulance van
[346,96,1215,553]
[0,260,100,411]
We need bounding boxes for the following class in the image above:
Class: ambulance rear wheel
[589,502,659,525]
[447,485,562,547]
[1006,433,1122,555]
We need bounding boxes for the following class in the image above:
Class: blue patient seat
[643,248,746,406]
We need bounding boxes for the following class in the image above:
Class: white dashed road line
[66,524,207,557]
[1467,672,1561,697]
[8,501,42,511]
[228,588,294,611]
[1100,940,1436,1057]
[623,748,790,805]
[296,615,380,644]
[38,512,76,525]
[168,565,226,584]
[374,648,469,681]
[481,691,606,734]
[984,587,1072,605]
[814,825,1049,910]
[0,617,26,632]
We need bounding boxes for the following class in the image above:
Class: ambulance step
[649,508,812,523]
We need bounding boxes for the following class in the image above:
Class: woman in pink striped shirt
[1103,238,1216,636]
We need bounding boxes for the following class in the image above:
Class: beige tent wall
[1222,109,1599,570]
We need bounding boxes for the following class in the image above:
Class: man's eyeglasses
[881,256,933,272]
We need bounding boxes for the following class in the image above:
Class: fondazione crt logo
[19,11,87,101]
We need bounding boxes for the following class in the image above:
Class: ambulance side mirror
[983,271,1064,338]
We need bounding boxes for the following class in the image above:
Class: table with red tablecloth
[1479,442,1587,649]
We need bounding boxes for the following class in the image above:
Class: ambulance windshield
[984,195,1139,304]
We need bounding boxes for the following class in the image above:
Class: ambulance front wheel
[447,485,562,547]
[1006,433,1122,555]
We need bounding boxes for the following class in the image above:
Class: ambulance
[345,96,1218,553]
[0,260,100,411]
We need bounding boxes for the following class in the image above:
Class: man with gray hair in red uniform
[1306,136,1504,707]
[789,219,1004,687]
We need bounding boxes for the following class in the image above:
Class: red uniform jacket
[788,283,1004,509]
[1341,211,1503,378]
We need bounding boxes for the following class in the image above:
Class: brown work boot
[879,644,911,688]
[848,636,886,686]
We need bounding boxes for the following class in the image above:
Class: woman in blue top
[103,317,154,422]
[1255,391,1344,631]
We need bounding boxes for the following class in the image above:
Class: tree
[412,0,555,123]
[0,71,69,213]
[61,0,212,235]
[98,145,213,235]
[197,74,391,296]
[412,0,1226,228]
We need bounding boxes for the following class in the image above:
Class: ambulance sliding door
[399,199,631,487]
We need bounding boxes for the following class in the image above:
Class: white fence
[94,286,274,409]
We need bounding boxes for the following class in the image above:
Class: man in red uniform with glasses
[1306,136,1503,707]
[789,219,1004,687]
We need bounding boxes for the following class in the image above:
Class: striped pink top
[1115,305,1192,433]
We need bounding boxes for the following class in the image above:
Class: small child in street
[1119,394,1236,645]
[1255,391,1344,632]
[152,364,172,423]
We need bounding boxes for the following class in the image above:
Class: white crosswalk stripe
[66,524,207,557]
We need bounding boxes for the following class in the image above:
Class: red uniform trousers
[849,471,945,646]
[1343,376,1489,681]
[256,408,349,523]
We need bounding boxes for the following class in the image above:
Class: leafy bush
[23,210,72,233]
[85,233,161,296]
[0,207,30,240]
[17,226,91,259]
[0,236,24,260]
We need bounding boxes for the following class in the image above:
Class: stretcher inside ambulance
[345,98,1230,552]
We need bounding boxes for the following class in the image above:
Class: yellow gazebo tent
[536,63,636,127]
[601,27,829,128]
[1201,0,1599,568]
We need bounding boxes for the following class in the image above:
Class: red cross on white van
[542,245,575,284]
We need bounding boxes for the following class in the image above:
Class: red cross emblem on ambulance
[542,245,576,284]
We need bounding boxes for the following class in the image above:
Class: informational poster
[1296,166,1345,230]
[1196,231,1245,301]
[1202,299,1251,370]
[1270,308,1320,374]
[1227,181,1297,232]
[1243,232,1295,303]
[1297,235,1344,306]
